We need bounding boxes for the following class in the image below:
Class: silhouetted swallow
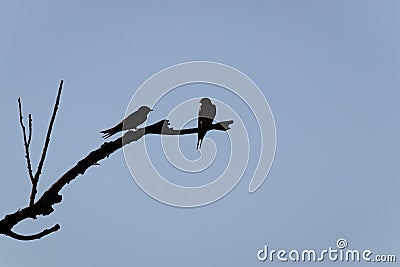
[100,106,152,139]
[197,98,216,149]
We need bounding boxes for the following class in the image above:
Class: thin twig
[27,114,32,146]
[29,80,63,206]
[17,98,34,182]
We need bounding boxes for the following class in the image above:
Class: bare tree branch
[0,81,233,241]
[30,80,63,207]
[152,119,233,135]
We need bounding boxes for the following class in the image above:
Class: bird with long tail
[100,106,152,139]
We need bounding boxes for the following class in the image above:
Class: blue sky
[1,1,399,266]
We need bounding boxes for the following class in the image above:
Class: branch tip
[5,224,60,241]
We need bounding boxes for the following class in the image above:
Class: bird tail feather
[197,130,205,149]
[100,122,123,139]
[100,128,115,139]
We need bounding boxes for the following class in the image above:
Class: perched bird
[100,106,152,139]
[197,98,216,149]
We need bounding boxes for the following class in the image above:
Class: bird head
[139,106,153,113]
[199,98,212,105]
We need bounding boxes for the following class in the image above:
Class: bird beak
[150,109,153,111]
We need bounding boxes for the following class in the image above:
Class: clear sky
[1,1,399,266]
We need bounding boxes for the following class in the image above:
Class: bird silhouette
[197,98,216,149]
[100,106,153,139]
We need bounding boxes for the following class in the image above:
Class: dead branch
[0,81,233,241]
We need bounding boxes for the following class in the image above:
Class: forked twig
[29,80,63,206]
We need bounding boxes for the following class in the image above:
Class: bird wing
[198,104,215,130]
[210,104,216,120]
[122,109,148,130]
